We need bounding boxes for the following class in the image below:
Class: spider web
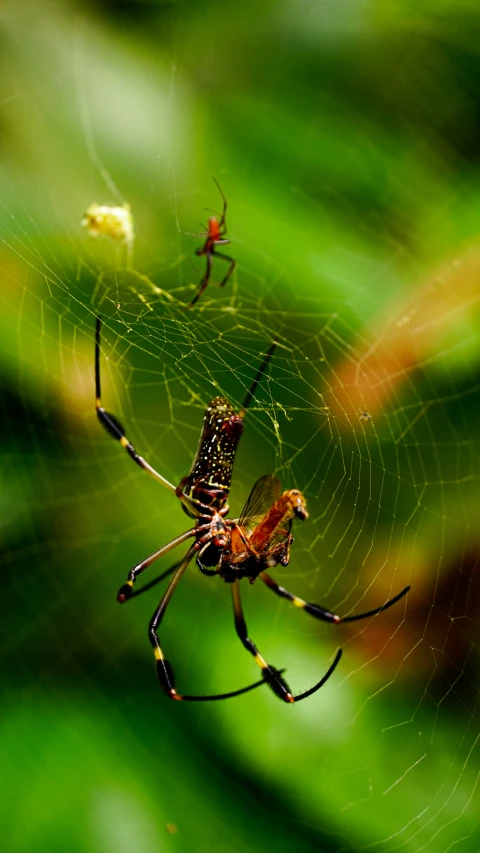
[1,2,480,852]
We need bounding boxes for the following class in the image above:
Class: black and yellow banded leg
[260,571,340,623]
[95,317,195,514]
[232,580,342,703]
[260,571,411,624]
[148,545,195,700]
[117,528,195,602]
[148,546,268,702]
[232,580,295,703]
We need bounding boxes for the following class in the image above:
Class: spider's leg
[239,340,276,417]
[95,318,195,514]
[175,477,219,519]
[117,529,195,602]
[212,177,228,230]
[125,559,183,601]
[149,545,195,698]
[292,649,343,703]
[231,580,295,703]
[338,586,411,623]
[188,251,213,308]
[149,546,268,702]
[260,571,410,624]
[179,678,268,702]
[212,250,236,288]
[180,229,209,238]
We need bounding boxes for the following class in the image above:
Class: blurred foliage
[1,0,480,851]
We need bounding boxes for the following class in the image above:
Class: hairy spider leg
[231,580,342,703]
[95,317,196,515]
[260,572,411,624]
[148,546,268,702]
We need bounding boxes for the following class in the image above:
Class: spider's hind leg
[231,580,340,703]
[147,546,269,702]
[231,580,294,703]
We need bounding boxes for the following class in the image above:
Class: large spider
[188,179,236,308]
[95,319,410,703]
[96,317,274,700]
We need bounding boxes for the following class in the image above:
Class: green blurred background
[2,1,480,851]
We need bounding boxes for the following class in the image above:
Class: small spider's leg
[180,229,209,238]
[211,250,236,289]
[292,649,343,703]
[231,580,295,703]
[188,251,213,308]
[95,318,195,514]
[260,572,410,625]
[239,341,276,418]
[148,545,268,702]
[117,528,195,603]
[212,177,227,230]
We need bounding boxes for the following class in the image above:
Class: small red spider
[189,178,236,308]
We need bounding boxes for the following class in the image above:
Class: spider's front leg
[95,317,195,515]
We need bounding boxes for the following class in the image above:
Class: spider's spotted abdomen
[178,397,244,515]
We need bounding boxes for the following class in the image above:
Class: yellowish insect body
[81,202,135,246]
